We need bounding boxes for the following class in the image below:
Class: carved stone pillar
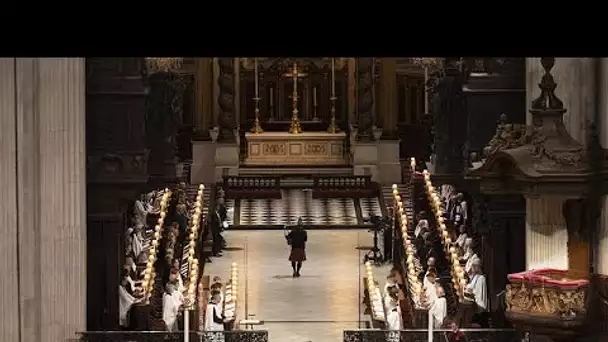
[0,58,87,342]
[217,57,236,142]
[86,58,149,330]
[193,58,214,139]
[356,58,374,141]
[525,197,569,270]
[526,58,596,146]
[378,57,398,138]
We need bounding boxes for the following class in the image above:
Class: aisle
[204,229,374,342]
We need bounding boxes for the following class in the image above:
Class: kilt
[289,248,307,262]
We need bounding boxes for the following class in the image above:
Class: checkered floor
[234,189,383,227]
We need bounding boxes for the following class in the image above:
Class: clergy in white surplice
[386,298,403,341]
[423,271,438,306]
[163,283,183,332]
[465,259,488,312]
[431,286,447,328]
[204,291,226,331]
[119,279,141,328]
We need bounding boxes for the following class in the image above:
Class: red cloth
[289,248,307,262]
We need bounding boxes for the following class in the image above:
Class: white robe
[132,231,144,259]
[466,274,488,311]
[133,200,148,227]
[424,281,437,305]
[430,297,447,328]
[119,285,137,327]
[163,292,182,332]
[386,308,402,330]
[204,303,225,331]
[456,233,468,249]
[465,253,480,274]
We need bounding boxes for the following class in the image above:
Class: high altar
[244,131,347,165]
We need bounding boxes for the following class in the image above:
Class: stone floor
[204,229,387,342]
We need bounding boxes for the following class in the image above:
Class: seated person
[455,225,468,249]
[163,283,183,332]
[415,211,429,238]
[464,259,488,313]
[423,270,438,307]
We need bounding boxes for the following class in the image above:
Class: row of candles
[421,169,467,298]
[224,262,239,321]
[141,189,172,302]
[184,184,206,308]
[391,184,424,305]
[364,261,385,321]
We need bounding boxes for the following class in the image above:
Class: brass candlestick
[327,95,337,133]
[286,62,306,134]
[251,97,263,133]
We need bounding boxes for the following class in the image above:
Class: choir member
[431,286,447,328]
[454,193,468,226]
[384,274,397,294]
[386,299,402,342]
[423,271,438,306]
[205,291,227,331]
[133,194,150,228]
[455,225,468,249]
[415,211,429,238]
[210,282,224,310]
[131,223,145,260]
[465,259,488,312]
[462,238,480,276]
[162,283,183,332]
[119,275,141,328]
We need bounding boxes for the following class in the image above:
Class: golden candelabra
[327,96,337,133]
[285,63,305,134]
[251,97,263,133]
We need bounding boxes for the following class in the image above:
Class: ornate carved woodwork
[217,58,236,141]
[357,58,374,141]
[471,58,608,197]
[86,57,150,330]
[463,58,526,161]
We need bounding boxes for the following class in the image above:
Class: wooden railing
[222,176,282,199]
[312,175,376,198]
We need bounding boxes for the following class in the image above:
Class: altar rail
[79,330,269,342]
[343,328,522,342]
[222,176,282,199]
[312,175,376,198]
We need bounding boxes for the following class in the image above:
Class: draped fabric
[119,285,137,327]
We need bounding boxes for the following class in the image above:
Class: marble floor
[204,229,383,342]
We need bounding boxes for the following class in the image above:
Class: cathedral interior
[1,57,608,342]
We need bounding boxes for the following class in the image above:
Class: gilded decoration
[506,283,588,318]
[263,143,285,155]
[305,143,327,155]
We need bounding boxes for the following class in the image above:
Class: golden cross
[284,62,307,81]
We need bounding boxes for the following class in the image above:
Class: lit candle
[254,58,259,98]
[270,87,273,103]
[331,58,336,96]
[313,87,317,106]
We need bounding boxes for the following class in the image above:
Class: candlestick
[312,87,319,121]
[269,87,275,122]
[254,58,259,98]
[331,58,336,96]
[251,96,263,134]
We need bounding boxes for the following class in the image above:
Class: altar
[244,132,347,166]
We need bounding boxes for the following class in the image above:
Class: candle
[254,58,259,97]
[293,63,298,93]
[313,87,317,106]
[270,87,274,104]
[331,58,336,96]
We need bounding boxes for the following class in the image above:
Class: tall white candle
[331,58,336,96]
[254,58,259,97]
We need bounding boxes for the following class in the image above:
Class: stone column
[0,58,86,342]
[194,58,214,138]
[597,58,608,275]
[378,58,398,138]
[0,58,20,342]
[525,197,569,270]
[526,58,595,145]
